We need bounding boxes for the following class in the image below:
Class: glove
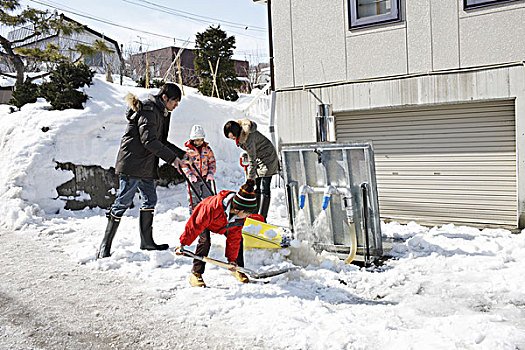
[206,173,214,181]
[172,157,183,174]
[189,175,198,183]
[174,245,185,255]
[228,261,238,272]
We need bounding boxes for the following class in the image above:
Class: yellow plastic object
[344,221,358,264]
[242,218,283,249]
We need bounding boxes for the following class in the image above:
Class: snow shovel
[242,218,291,249]
[178,247,299,279]
[191,163,216,195]
[239,152,249,177]
[180,170,203,202]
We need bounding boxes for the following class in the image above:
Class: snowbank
[1,75,524,349]
[0,75,250,229]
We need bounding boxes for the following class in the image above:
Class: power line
[121,0,268,40]
[24,0,268,55]
[130,0,267,31]
[27,0,195,43]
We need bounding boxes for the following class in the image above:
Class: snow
[1,75,524,349]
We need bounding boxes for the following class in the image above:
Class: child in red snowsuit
[180,125,216,212]
[175,180,263,287]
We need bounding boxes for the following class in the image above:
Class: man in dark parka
[97,83,186,259]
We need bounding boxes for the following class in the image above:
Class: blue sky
[16,0,269,62]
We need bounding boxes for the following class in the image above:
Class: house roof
[60,14,122,57]
[7,13,121,58]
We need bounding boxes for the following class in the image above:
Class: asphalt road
[0,230,269,350]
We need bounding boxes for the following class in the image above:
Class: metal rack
[281,142,383,265]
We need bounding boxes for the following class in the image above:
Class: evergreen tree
[136,77,165,88]
[40,62,94,110]
[9,80,39,110]
[194,25,240,101]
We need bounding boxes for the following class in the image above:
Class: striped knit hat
[232,179,257,212]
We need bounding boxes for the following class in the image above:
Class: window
[349,0,401,29]
[464,0,522,9]
[84,53,103,67]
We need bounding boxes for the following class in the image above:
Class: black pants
[192,231,244,274]
[255,176,272,196]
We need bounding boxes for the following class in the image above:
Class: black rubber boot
[259,195,271,220]
[97,215,120,259]
[139,210,169,250]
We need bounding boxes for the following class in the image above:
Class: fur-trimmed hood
[125,93,168,119]
[125,93,142,112]
[234,118,278,179]
[237,118,257,143]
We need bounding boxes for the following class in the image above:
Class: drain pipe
[267,0,278,148]
[306,90,335,143]
[267,0,275,92]
[316,103,335,143]
[361,183,371,266]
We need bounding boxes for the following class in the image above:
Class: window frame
[464,0,523,9]
[348,0,401,29]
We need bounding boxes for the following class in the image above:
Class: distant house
[129,46,251,92]
[7,13,123,75]
[257,0,525,229]
[252,63,271,90]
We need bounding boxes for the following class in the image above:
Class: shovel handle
[179,247,254,274]
[191,163,216,195]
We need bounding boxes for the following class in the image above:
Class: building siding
[266,0,525,227]
[270,0,525,89]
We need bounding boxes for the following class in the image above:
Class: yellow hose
[344,221,357,264]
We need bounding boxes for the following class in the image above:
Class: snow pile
[0,75,248,229]
[0,75,524,349]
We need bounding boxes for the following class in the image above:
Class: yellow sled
[242,218,288,249]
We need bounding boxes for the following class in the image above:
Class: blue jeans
[109,176,157,218]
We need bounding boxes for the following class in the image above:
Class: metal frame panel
[281,142,383,263]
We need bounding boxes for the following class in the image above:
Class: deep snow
[0,76,524,349]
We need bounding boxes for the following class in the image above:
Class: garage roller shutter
[335,100,516,227]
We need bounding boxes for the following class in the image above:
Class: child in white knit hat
[181,125,216,212]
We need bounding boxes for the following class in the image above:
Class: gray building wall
[268,0,525,228]
[272,0,525,88]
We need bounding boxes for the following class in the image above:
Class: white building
[257,0,525,229]
[7,13,122,75]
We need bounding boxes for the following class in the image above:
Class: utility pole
[137,36,149,88]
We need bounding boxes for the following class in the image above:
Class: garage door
[335,100,516,227]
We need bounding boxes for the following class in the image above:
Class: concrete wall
[55,163,184,211]
[271,0,525,90]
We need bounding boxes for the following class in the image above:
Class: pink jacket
[181,140,216,178]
